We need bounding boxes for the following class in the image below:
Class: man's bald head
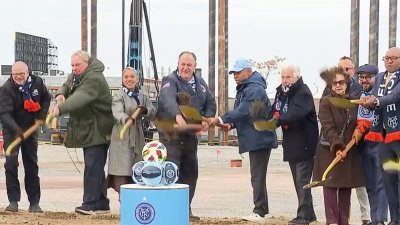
[11,61,29,85]
[383,47,400,73]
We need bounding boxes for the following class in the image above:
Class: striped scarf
[365,70,400,143]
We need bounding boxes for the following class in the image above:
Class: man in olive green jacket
[52,50,114,215]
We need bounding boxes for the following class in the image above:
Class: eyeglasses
[359,75,372,81]
[11,72,26,76]
[382,56,400,61]
[332,80,346,86]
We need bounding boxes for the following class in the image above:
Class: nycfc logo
[200,85,206,92]
[387,116,398,129]
[135,203,155,224]
[359,107,372,118]
[166,169,176,179]
[372,115,379,127]
[32,89,39,96]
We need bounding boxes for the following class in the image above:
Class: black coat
[0,75,51,135]
[272,77,319,162]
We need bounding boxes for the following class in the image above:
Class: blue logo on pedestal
[135,202,155,224]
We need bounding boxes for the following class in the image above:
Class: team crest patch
[200,85,206,92]
[135,202,156,224]
[359,107,373,118]
[32,89,39,96]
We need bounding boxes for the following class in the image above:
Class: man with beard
[363,47,400,225]
[271,64,318,225]
[355,64,388,225]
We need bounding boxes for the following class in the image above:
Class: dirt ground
[0,211,324,225]
[0,144,364,225]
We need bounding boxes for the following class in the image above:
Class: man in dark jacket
[52,50,114,215]
[0,61,51,213]
[271,64,317,224]
[157,51,216,220]
[209,58,277,224]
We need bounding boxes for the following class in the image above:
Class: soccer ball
[142,140,167,164]
[161,161,179,185]
[132,161,145,185]
[141,162,163,186]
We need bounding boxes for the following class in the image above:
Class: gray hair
[280,63,300,78]
[72,50,90,63]
[122,67,138,78]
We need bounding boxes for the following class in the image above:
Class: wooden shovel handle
[350,99,366,105]
[119,108,142,140]
[5,121,44,156]
[202,117,230,130]
[321,138,356,180]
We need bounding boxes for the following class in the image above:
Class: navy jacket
[272,77,318,162]
[0,75,51,135]
[221,71,277,153]
[157,70,216,127]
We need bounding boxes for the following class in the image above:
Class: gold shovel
[5,120,44,156]
[154,118,203,133]
[382,159,400,171]
[253,120,277,131]
[303,138,356,189]
[119,108,142,140]
[328,97,365,109]
[179,105,229,130]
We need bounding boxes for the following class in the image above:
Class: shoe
[289,217,310,225]
[75,205,95,215]
[189,210,200,221]
[5,202,18,212]
[242,212,265,224]
[362,220,372,225]
[28,204,43,213]
[95,205,110,214]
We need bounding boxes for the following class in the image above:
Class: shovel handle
[321,138,356,180]
[350,99,366,105]
[119,108,142,140]
[202,117,229,130]
[5,121,44,156]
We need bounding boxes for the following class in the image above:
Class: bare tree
[250,56,285,80]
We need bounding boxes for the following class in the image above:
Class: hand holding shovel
[5,120,44,156]
[303,137,356,189]
[328,97,366,109]
[155,118,203,134]
[119,108,142,140]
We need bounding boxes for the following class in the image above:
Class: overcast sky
[0,0,398,97]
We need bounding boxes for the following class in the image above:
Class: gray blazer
[108,88,156,176]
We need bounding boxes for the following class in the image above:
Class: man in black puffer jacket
[0,61,51,213]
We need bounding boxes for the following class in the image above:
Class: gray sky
[0,0,398,97]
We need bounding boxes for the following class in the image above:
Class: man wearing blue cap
[209,58,277,224]
[354,64,388,225]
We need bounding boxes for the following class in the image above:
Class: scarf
[356,91,374,133]
[365,70,400,143]
[17,76,41,112]
[188,76,196,92]
[273,86,290,130]
[122,84,140,105]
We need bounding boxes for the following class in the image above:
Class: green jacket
[57,58,114,148]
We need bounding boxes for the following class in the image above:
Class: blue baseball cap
[356,64,379,75]
[229,58,252,74]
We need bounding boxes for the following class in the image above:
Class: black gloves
[139,105,148,115]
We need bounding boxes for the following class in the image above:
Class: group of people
[1,46,400,225]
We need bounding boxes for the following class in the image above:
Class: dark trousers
[323,187,351,225]
[249,148,271,217]
[379,142,400,223]
[161,134,198,206]
[359,142,388,223]
[4,133,40,205]
[82,144,109,209]
[289,158,316,221]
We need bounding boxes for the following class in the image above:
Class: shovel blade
[253,120,277,131]
[328,97,356,109]
[303,177,332,189]
[179,105,202,121]
[382,159,400,171]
